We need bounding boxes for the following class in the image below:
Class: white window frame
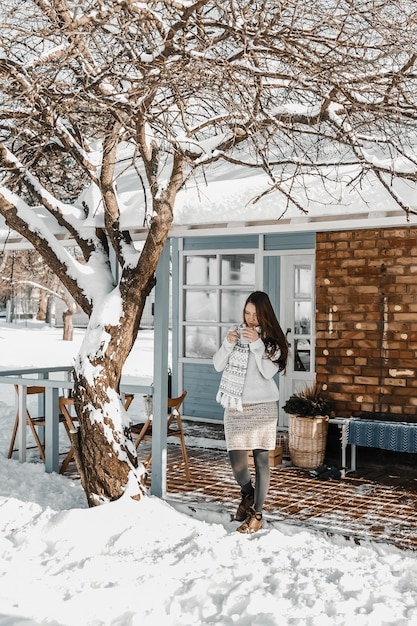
[179,248,259,363]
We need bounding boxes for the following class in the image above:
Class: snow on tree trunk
[67,272,159,505]
[72,372,144,507]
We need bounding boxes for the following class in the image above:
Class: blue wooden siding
[182,363,224,420]
[183,234,259,250]
[264,232,315,250]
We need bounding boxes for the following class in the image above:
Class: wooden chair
[124,393,134,410]
[130,390,190,480]
[8,385,47,461]
[58,393,135,474]
[58,396,80,474]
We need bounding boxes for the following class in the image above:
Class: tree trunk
[73,359,145,507]
[37,290,47,321]
[62,309,74,341]
[46,295,56,325]
[71,283,154,505]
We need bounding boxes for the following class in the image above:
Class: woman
[213,291,288,534]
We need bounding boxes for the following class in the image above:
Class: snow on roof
[1,159,416,247]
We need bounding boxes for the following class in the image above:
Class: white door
[279,254,316,427]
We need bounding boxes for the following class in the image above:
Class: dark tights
[228,449,270,512]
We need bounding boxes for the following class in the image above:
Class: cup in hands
[238,324,250,345]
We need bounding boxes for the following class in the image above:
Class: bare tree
[0,0,416,505]
[0,250,54,317]
[0,249,79,338]
[23,279,79,339]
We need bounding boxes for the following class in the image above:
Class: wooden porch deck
[138,421,417,552]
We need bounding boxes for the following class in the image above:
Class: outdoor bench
[330,417,417,474]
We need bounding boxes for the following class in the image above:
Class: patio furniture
[347,419,417,470]
[131,390,190,480]
[8,385,47,461]
[58,396,79,474]
[0,366,153,473]
[329,417,417,474]
[328,417,352,476]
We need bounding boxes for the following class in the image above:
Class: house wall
[315,226,417,421]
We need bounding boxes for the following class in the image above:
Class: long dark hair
[243,291,288,372]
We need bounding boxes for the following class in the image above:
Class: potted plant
[282,382,332,469]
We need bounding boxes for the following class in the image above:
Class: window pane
[221,254,255,285]
[294,301,311,334]
[294,265,312,298]
[184,255,217,286]
[294,338,311,372]
[184,290,216,322]
[184,326,217,358]
[221,290,246,323]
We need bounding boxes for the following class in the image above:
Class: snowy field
[0,321,416,626]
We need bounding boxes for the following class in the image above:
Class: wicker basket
[288,413,329,469]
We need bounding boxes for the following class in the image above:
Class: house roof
[1,160,416,249]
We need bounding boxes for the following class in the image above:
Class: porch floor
[139,420,417,552]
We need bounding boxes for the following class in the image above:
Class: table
[0,366,153,473]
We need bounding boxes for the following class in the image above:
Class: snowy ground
[0,321,416,626]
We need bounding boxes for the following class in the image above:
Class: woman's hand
[241,326,259,343]
[227,327,239,343]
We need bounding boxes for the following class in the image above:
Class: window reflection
[294,265,312,298]
[185,255,217,286]
[294,338,311,372]
[184,290,216,322]
[185,326,217,358]
[221,255,255,285]
[294,301,311,334]
[221,291,245,323]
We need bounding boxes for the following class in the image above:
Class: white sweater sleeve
[250,338,279,379]
[213,339,235,372]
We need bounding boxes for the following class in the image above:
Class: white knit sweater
[213,336,279,404]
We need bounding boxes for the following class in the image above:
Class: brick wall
[315,226,417,421]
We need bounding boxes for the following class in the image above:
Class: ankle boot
[236,506,263,534]
[235,490,255,522]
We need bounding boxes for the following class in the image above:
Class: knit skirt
[223,401,278,451]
